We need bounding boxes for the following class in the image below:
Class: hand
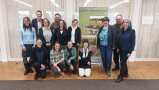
[32,45,35,48]
[117,49,119,53]
[78,56,81,60]
[68,60,71,64]
[127,53,131,58]
[22,47,26,52]
[41,64,46,70]
[77,43,80,46]
[46,43,51,46]
[53,63,57,67]
[87,62,91,65]
[70,65,74,70]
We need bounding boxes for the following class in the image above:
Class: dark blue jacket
[118,28,136,54]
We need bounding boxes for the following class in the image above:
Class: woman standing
[31,39,47,80]
[64,41,77,74]
[39,18,54,69]
[115,19,135,82]
[97,17,116,76]
[20,17,36,75]
[54,20,69,49]
[50,42,65,75]
[68,19,81,49]
[78,39,92,77]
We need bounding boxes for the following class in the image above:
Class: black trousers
[73,43,79,60]
[22,44,33,71]
[33,63,46,78]
[50,61,65,74]
[65,60,77,72]
[119,51,129,78]
[46,45,51,69]
[113,49,120,69]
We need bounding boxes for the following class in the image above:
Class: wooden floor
[0,61,159,80]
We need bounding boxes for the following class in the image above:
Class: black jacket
[32,18,43,37]
[68,26,81,44]
[38,28,54,48]
[118,28,136,54]
[112,24,122,48]
[97,25,116,49]
[54,28,69,46]
[30,46,47,67]
[78,48,92,68]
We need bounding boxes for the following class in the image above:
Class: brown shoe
[29,69,34,73]
[24,70,29,75]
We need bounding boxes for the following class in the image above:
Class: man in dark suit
[32,10,43,38]
[112,14,123,71]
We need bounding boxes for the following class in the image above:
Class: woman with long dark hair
[54,20,69,49]
[20,17,36,75]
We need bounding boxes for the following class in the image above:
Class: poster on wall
[79,7,108,64]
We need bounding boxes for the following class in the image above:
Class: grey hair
[123,19,132,29]
[116,14,123,18]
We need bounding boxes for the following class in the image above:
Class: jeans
[100,45,112,71]
[22,44,33,71]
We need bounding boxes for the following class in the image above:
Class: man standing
[112,14,123,71]
[50,13,61,32]
[32,10,43,38]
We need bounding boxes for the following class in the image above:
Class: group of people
[20,10,135,82]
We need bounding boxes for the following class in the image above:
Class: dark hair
[59,19,67,30]
[53,41,62,51]
[72,19,78,23]
[36,10,42,14]
[82,39,90,47]
[36,38,42,42]
[23,17,32,31]
[43,18,50,27]
[55,13,61,17]
[67,40,73,47]
[122,19,132,29]
[102,17,110,23]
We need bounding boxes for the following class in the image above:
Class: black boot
[123,74,128,78]
[115,75,123,82]
[112,67,119,71]
[34,73,39,80]
[24,63,29,75]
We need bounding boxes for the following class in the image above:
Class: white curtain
[136,0,159,58]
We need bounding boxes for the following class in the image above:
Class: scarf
[82,48,88,58]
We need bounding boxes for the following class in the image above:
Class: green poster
[79,7,108,64]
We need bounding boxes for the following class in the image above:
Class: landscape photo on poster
[79,7,108,64]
